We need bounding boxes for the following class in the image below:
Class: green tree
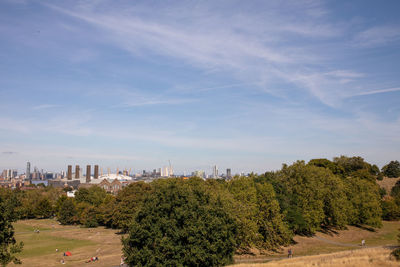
[381,198,400,221]
[382,161,400,178]
[122,178,238,266]
[75,186,107,207]
[333,156,371,176]
[80,205,99,228]
[227,177,259,251]
[308,158,344,176]
[255,182,292,250]
[345,177,382,227]
[390,230,400,260]
[113,182,152,231]
[370,164,380,176]
[0,194,23,266]
[57,197,77,225]
[34,196,53,219]
[274,161,348,235]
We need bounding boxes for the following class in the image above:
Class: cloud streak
[349,87,400,97]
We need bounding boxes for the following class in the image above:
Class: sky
[0,0,399,175]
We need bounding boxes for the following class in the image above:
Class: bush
[382,161,400,178]
[122,178,238,266]
[382,198,400,220]
[391,248,400,261]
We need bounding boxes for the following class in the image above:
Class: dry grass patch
[234,247,399,267]
[377,177,400,194]
[234,221,400,264]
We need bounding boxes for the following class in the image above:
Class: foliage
[122,178,238,266]
[308,158,344,176]
[57,197,77,225]
[382,161,400,178]
[333,156,371,176]
[390,180,400,206]
[379,187,387,198]
[80,205,99,228]
[74,187,107,207]
[371,165,380,176]
[391,248,400,261]
[345,177,382,227]
[34,197,53,219]
[273,161,350,235]
[227,177,259,251]
[113,182,152,232]
[391,230,400,261]
[381,198,400,221]
[0,194,23,266]
[254,182,292,249]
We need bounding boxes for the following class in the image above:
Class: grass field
[233,221,400,265]
[11,219,123,267]
[9,219,400,266]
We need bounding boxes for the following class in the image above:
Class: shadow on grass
[319,226,340,236]
[354,224,376,232]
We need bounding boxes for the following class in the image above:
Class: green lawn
[14,223,51,233]
[14,221,95,258]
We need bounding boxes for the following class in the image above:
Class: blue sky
[0,0,399,175]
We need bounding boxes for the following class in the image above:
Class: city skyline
[1,1,400,173]
[2,162,235,177]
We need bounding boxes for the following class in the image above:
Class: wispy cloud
[32,104,60,110]
[348,87,400,97]
[45,1,349,105]
[2,151,18,155]
[353,25,400,47]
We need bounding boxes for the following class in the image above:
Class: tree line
[1,156,400,266]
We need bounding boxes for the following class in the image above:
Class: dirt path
[313,236,360,247]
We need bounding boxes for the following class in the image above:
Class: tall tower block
[86,165,91,183]
[67,165,72,180]
[94,165,99,179]
[26,162,31,181]
[75,165,80,179]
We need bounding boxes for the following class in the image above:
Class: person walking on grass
[361,239,366,247]
[288,248,293,258]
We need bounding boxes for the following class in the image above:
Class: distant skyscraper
[193,170,205,178]
[26,162,31,181]
[161,167,167,177]
[75,165,80,179]
[86,165,91,183]
[226,168,232,179]
[212,165,218,178]
[94,165,99,179]
[67,165,72,180]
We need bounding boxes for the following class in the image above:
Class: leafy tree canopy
[0,194,23,266]
[382,161,400,178]
[122,178,238,267]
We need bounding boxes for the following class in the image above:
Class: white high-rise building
[161,166,169,177]
[212,165,218,178]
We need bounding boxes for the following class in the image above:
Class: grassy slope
[10,219,400,266]
[11,219,122,267]
[234,247,399,267]
[234,221,400,264]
